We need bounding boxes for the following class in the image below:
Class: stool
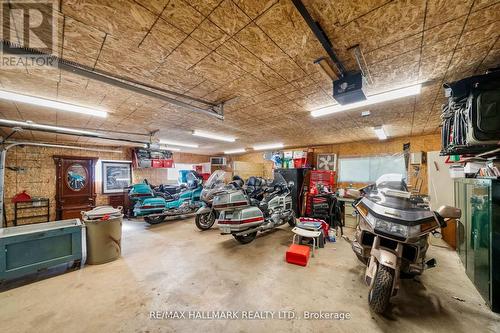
[292,227,321,257]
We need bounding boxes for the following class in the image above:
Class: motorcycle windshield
[204,170,226,189]
[367,175,425,211]
[270,173,287,187]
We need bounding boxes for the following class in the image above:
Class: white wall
[427,151,455,209]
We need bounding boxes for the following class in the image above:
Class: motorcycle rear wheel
[195,211,216,230]
[144,215,166,224]
[368,265,394,314]
[233,231,257,244]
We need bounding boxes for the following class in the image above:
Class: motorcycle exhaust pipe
[232,225,265,236]
[230,219,279,236]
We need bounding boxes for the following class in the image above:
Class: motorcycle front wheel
[368,265,394,314]
[233,231,257,244]
[195,211,216,230]
[144,215,166,224]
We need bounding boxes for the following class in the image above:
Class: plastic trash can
[81,206,123,265]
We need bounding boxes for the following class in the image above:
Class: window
[339,155,406,183]
[167,163,194,182]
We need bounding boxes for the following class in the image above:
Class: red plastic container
[151,159,162,168]
[293,158,307,168]
[285,244,310,266]
[162,159,174,168]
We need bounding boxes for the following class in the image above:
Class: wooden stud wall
[3,146,210,226]
[234,132,442,194]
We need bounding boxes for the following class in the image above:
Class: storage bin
[81,206,123,265]
[0,219,83,281]
[286,244,310,266]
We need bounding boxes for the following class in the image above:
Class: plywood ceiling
[0,0,499,153]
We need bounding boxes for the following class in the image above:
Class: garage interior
[0,0,499,332]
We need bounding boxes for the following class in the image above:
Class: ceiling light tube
[192,130,235,142]
[0,119,101,136]
[0,90,107,118]
[162,146,181,151]
[253,143,284,151]
[159,139,198,148]
[373,126,387,140]
[224,148,246,154]
[311,84,422,117]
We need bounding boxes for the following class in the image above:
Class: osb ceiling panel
[0,0,499,154]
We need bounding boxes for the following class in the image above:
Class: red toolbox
[285,244,311,266]
[306,170,336,215]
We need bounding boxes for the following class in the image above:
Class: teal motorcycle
[128,170,203,224]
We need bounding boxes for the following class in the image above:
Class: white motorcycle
[213,173,295,244]
[194,170,243,231]
[349,174,461,313]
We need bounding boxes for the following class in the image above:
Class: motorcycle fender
[371,248,398,270]
[365,257,378,287]
[196,206,212,215]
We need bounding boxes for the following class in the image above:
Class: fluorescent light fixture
[373,126,387,140]
[0,119,101,136]
[159,139,198,148]
[224,148,246,154]
[192,130,236,142]
[253,143,284,151]
[0,90,107,118]
[162,146,181,152]
[311,84,422,117]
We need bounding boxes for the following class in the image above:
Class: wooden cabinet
[54,156,97,220]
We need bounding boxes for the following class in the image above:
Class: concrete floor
[1,218,499,333]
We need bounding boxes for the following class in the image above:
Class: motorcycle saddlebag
[134,197,166,215]
[217,206,264,232]
[213,190,249,211]
[467,77,500,145]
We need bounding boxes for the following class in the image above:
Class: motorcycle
[128,170,203,224]
[349,174,461,313]
[213,173,296,244]
[194,170,244,231]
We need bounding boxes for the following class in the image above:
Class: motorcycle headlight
[375,219,420,238]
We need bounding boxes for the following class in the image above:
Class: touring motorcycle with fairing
[349,174,461,313]
[194,170,244,231]
[213,173,296,244]
[128,170,203,224]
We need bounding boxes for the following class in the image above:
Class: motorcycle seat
[167,193,180,201]
[154,191,179,201]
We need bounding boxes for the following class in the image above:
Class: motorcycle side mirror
[437,205,461,219]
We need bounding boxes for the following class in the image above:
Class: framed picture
[316,154,337,171]
[102,161,132,194]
